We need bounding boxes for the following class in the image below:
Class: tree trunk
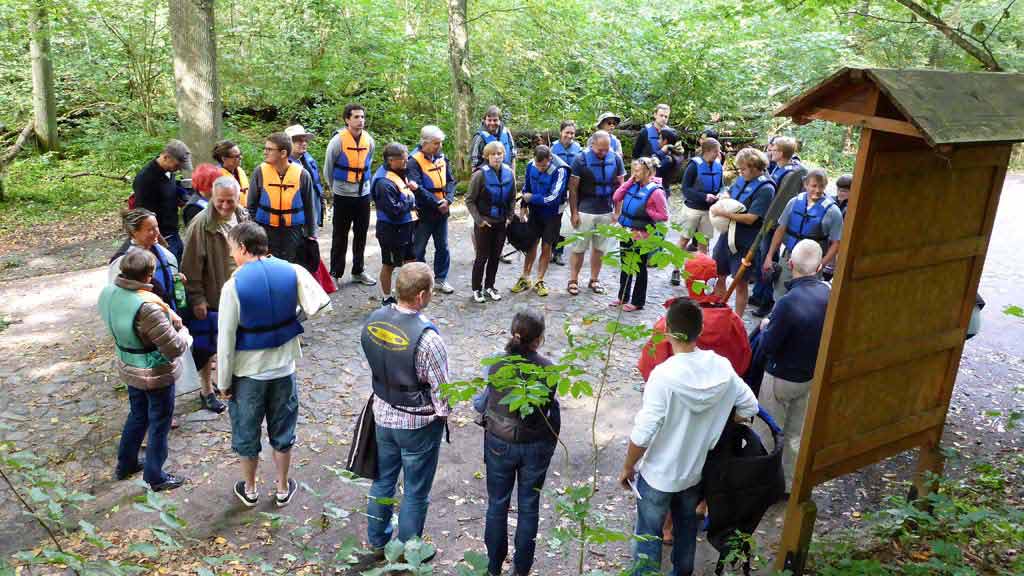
[892,0,1003,71]
[447,0,473,179]
[28,0,58,152]
[168,0,222,168]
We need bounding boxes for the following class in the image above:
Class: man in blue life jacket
[750,136,802,318]
[408,125,457,295]
[672,138,725,285]
[633,103,671,160]
[285,124,326,229]
[470,105,516,173]
[757,239,830,493]
[217,222,331,508]
[246,132,317,265]
[763,169,843,300]
[566,131,625,296]
[325,104,378,286]
[550,120,582,266]
[373,143,420,305]
[362,262,451,561]
[100,250,192,492]
[510,145,570,297]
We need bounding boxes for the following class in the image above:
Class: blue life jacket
[644,124,661,154]
[618,181,662,230]
[482,163,514,219]
[584,149,617,198]
[734,175,775,210]
[150,245,177,312]
[187,310,218,356]
[690,156,723,195]
[371,166,417,225]
[770,160,801,186]
[298,152,322,197]
[479,128,514,165]
[551,140,582,166]
[784,192,836,253]
[525,158,569,219]
[234,258,303,351]
[609,135,622,156]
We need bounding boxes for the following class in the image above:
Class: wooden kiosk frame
[772,67,1024,573]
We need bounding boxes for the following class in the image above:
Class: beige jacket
[113,277,190,390]
[181,206,248,310]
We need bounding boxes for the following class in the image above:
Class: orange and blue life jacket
[371,166,417,225]
[332,129,373,184]
[220,165,249,206]
[411,149,448,201]
[255,162,305,228]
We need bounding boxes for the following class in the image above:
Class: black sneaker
[201,392,226,414]
[381,296,397,307]
[551,252,565,266]
[114,460,144,481]
[151,474,186,492]
[670,269,681,286]
[234,480,258,507]
[275,478,298,508]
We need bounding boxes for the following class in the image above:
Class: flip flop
[567,281,580,296]
[589,279,606,294]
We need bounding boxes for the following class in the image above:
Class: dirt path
[1,179,1021,574]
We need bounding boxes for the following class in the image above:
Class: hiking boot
[354,272,378,286]
[485,287,502,301]
[436,280,455,294]
[234,480,258,507]
[670,269,681,286]
[152,474,186,493]
[510,277,532,293]
[551,252,565,266]
[534,280,549,297]
[275,478,298,508]
[114,460,144,481]
[473,290,486,303]
[201,392,226,414]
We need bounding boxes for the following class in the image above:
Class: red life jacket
[637,299,751,381]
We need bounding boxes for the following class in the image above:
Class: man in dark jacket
[372,143,420,305]
[757,239,830,492]
[133,140,191,260]
[633,103,671,159]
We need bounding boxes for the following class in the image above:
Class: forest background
[0,0,1022,249]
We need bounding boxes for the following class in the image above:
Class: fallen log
[62,171,132,183]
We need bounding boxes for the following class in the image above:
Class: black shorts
[380,243,415,267]
[528,213,562,246]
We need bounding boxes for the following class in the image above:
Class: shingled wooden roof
[776,67,1024,147]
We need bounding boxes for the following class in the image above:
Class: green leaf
[128,542,158,557]
[384,538,405,563]
[1004,304,1024,318]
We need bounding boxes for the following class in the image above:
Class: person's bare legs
[272,449,291,494]
[523,243,538,279]
[570,250,585,285]
[589,247,603,284]
[734,277,750,318]
[536,243,552,281]
[241,457,258,493]
[199,363,214,396]
[379,264,394,297]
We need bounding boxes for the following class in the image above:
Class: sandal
[567,281,580,296]
[623,303,641,312]
[588,279,606,294]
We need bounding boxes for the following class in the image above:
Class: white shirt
[216,260,332,392]
[630,349,758,493]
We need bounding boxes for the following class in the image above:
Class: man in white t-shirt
[619,298,758,575]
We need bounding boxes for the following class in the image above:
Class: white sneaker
[473,290,486,303]
[354,272,378,286]
[436,280,455,294]
[485,287,502,301]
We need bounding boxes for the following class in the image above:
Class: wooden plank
[851,236,987,279]
[829,329,963,383]
[809,106,922,138]
[811,408,948,472]
[809,428,938,487]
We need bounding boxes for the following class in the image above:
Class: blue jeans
[633,475,702,576]
[484,433,555,576]
[413,217,450,282]
[227,374,299,458]
[367,419,444,548]
[117,384,175,486]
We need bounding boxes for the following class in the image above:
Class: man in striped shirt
[360,262,451,560]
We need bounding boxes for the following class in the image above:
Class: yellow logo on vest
[366,321,410,351]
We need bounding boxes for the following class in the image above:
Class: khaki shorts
[561,211,618,254]
[678,205,713,240]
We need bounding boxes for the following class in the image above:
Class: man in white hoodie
[620,298,758,576]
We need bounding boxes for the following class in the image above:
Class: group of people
[99,100,856,574]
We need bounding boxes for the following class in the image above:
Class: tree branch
[61,171,132,183]
[0,464,67,556]
[890,0,1003,71]
[983,0,1018,44]
[1,120,35,166]
[466,5,527,24]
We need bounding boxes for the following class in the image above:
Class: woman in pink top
[612,157,669,311]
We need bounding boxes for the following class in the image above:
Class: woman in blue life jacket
[467,141,517,303]
[481,309,559,576]
[612,157,670,311]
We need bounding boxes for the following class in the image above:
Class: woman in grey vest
[481,310,559,576]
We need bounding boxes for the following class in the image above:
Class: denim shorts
[228,373,298,458]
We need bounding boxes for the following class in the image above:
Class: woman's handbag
[345,396,378,479]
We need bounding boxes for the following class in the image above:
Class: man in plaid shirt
[361,262,451,560]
